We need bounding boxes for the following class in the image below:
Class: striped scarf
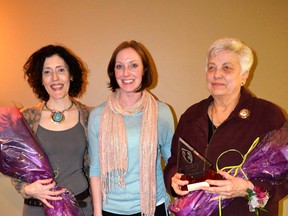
[99,90,158,216]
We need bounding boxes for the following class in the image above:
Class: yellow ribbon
[216,137,260,216]
[54,169,59,179]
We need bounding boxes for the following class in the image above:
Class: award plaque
[177,137,222,191]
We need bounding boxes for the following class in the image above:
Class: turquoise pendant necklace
[45,101,74,124]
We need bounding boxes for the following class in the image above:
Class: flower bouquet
[0,106,81,216]
[169,121,288,216]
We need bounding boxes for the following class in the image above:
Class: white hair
[206,38,254,74]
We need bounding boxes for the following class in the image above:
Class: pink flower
[246,186,269,215]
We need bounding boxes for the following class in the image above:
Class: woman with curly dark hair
[11,45,93,216]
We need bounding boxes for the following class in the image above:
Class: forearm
[11,177,31,199]
[164,163,178,196]
[90,176,103,216]
[164,136,179,196]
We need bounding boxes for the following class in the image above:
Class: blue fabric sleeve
[88,102,106,177]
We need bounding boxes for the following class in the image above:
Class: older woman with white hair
[164,38,286,215]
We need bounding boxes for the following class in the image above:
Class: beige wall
[0,1,287,215]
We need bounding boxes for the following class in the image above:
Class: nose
[213,68,223,78]
[123,66,131,76]
[52,71,59,80]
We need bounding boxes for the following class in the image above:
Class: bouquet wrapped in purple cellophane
[0,107,80,216]
[169,121,288,216]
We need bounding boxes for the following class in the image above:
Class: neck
[118,91,142,107]
[210,94,240,127]
[46,98,73,111]
[213,92,240,109]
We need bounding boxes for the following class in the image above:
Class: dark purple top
[164,88,287,216]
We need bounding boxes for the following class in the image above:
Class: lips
[50,84,64,90]
[212,82,224,87]
[122,79,134,84]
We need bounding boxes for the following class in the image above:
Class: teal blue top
[88,101,174,215]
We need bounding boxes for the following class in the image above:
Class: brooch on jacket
[238,109,250,119]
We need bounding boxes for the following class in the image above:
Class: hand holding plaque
[177,138,222,191]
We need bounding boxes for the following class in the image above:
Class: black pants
[102,203,167,216]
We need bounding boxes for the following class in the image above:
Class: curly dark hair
[24,45,88,101]
[107,40,153,92]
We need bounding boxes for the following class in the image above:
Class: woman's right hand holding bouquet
[23,178,64,209]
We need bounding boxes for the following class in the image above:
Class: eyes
[115,63,139,71]
[207,64,233,73]
[42,66,68,75]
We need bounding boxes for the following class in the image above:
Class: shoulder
[20,103,43,121]
[242,88,285,118]
[73,100,89,123]
[20,103,43,132]
[21,103,42,114]
[240,88,284,117]
[181,97,211,120]
[74,100,91,114]
[157,101,174,119]
[157,101,171,112]
[89,102,107,119]
[156,101,175,129]
[88,102,107,131]
[253,97,283,111]
[251,97,286,122]
[238,90,286,130]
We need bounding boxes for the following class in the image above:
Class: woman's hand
[203,170,253,201]
[24,178,65,208]
[171,172,190,196]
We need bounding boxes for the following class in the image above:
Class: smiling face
[206,50,249,100]
[42,54,71,101]
[114,47,144,95]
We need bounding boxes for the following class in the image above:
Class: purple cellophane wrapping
[0,107,80,216]
[169,121,288,216]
